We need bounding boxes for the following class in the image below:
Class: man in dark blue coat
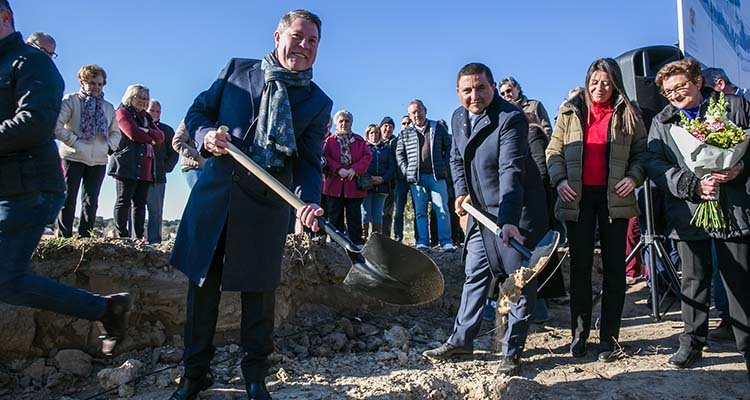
[423,63,548,376]
[169,9,332,400]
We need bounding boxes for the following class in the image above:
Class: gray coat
[644,90,750,240]
[396,120,451,183]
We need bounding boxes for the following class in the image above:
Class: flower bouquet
[669,93,749,231]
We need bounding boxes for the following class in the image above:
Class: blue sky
[15,1,678,220]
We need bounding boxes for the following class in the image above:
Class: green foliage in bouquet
[679,92,748,232]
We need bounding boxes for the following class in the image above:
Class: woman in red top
[546,59,646,362]
[322,110,372,245]
[106,84,164,240]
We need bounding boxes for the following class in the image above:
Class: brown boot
[362,223,370,242]
[372,224,383,235]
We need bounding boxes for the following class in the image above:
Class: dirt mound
[0,235,391,360]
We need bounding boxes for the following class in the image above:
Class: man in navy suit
[169,10,332,400]
[422,63,548,376]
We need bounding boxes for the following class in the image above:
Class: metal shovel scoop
[221,129,443,306]
[461,202,560,278]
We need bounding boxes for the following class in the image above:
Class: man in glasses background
[25,31,57,59]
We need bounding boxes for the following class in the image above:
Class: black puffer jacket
[0,32,65,197]
[644,89,750,240]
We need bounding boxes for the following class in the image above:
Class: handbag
[356,174,375,190]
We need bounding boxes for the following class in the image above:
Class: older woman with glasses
[644,58,750,373]
[322,110,372,245]
[54,64,120,238]
[546,58,646,363]
[107,84,164,240]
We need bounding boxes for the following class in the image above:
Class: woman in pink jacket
[322,110,372,245]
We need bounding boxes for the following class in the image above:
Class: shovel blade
[343,233,444,306]
[528,230,561,280]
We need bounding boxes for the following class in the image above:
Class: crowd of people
[2,2,750,399]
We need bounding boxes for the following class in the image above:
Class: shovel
[461,202,559,278]
[220,127,444,306]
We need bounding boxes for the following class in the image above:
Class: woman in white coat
[54,64,120,237]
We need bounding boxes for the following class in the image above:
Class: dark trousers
[566,186,628,348]
[676,238,750,353]
[447,225,536,358]
[146,183,166,243]
[382,186,394,238]
[57,160,106,238]
[392,178,411,241]
[326,196,364,245]
[0,192,107,319]
[182,233,275,382]
[114,178,150,239]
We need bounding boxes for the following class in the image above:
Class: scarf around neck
[335,132,353,166]
[78,90,108,143]
[252,52,313,169]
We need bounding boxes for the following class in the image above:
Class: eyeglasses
[660,80,692,98]
[499,89,514,96]
[29,41,58,59]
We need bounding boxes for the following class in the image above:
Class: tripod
[625,179,682,320]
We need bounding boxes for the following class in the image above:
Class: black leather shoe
[570,339,587,358]
[667,347,701,369]
[597,350,615,362]
[597,343,616,362]
[97,293,132,355]
[169,372,214,400]
[496,356,520,376]
[246,381,272,399]
[422,343,473,360]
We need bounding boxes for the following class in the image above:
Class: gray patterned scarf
[78,90,108,143]
[335,132,353,165]
[252,52,312,169]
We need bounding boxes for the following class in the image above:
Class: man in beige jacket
[55,64,120,237]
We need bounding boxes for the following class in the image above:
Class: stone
[159,347,184,364]
[228,343,240,353]
[358,323,379,337]
[432,328,448,342]
[156,372,171,388]
[0,303,36,359]
[22,359,47,382]
[324,332,348,351]
[375,351,396,362]
[170,366,184,384]
[119,383,135,398]
[338,318,355,338]
[44,372,68,388]
[55,349,93,377]
[276,367,290,383]
[384,325,410,350]
[395,350,409,365]
[97,359,143,390]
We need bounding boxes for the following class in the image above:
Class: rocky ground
[0,237,748,399]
